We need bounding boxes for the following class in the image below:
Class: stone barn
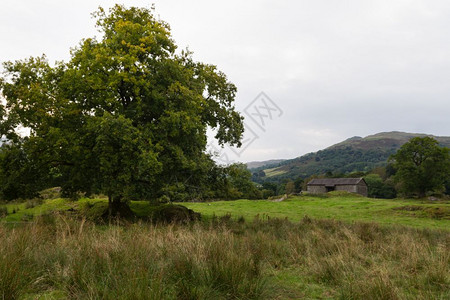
[306,178,368,197]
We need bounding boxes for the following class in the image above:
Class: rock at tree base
[151,204,201,223]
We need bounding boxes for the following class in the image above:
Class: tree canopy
[389,137,450,197]
[0,5,246,211]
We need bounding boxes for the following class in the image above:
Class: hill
[246,159,286,169]
[252,131,450,182]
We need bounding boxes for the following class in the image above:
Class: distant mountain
[330,131,450,150]
[253,131,450,183]
[246,159,286,170]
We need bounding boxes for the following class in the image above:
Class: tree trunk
[108,194,113,219]
[105,195,135,220]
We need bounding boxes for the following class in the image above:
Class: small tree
[389,137,450,197]
[294,177,303,193]
[285,180,295,195]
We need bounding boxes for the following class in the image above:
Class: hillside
[253,131,450,182]
[246,159,286,169]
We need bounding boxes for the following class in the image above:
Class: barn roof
[307,178,366,186]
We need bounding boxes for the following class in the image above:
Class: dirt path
[271,194,288,202]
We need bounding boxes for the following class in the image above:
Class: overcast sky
[1,0,449,162]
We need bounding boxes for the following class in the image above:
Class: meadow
[0,194,449,299]
[2,193,449,230]
[181,193,450,231]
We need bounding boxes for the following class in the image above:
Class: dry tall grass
[0,214,448,299]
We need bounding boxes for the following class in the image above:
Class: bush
[261,189,275,199]
[39,187,61,200]
[157,195,170,204]
[365,174,397,199]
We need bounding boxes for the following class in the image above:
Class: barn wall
[335,185,357,193]
[356,182,368,197]
[308,183,367,196]
[307,185,326,193]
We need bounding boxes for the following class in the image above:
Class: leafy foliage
[285,180,295,195]
[0,5,245,205]
[389,137,450,197]
[227,163,262,199]
[364,174,397,199]
[0,142,49,200]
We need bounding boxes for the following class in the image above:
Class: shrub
[262,189,275,199]
[38,187,61,199]
[157,195,170,204]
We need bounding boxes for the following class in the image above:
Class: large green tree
[0,5,244,213]
[389,137,450,197]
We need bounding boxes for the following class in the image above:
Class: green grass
[1,194,449,230]
[1,198,189,223]
[179,194,450,230]
[1,198,105,222]
[263,167,287,177]
[1,195,449,299]
[0,215,448,299]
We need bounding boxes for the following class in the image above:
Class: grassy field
[0,194,449,299]
[263,167,287,177]
[2,193,449,230]
[1,214,449,299]
[1,198,104,223]
[180,193,450,230]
